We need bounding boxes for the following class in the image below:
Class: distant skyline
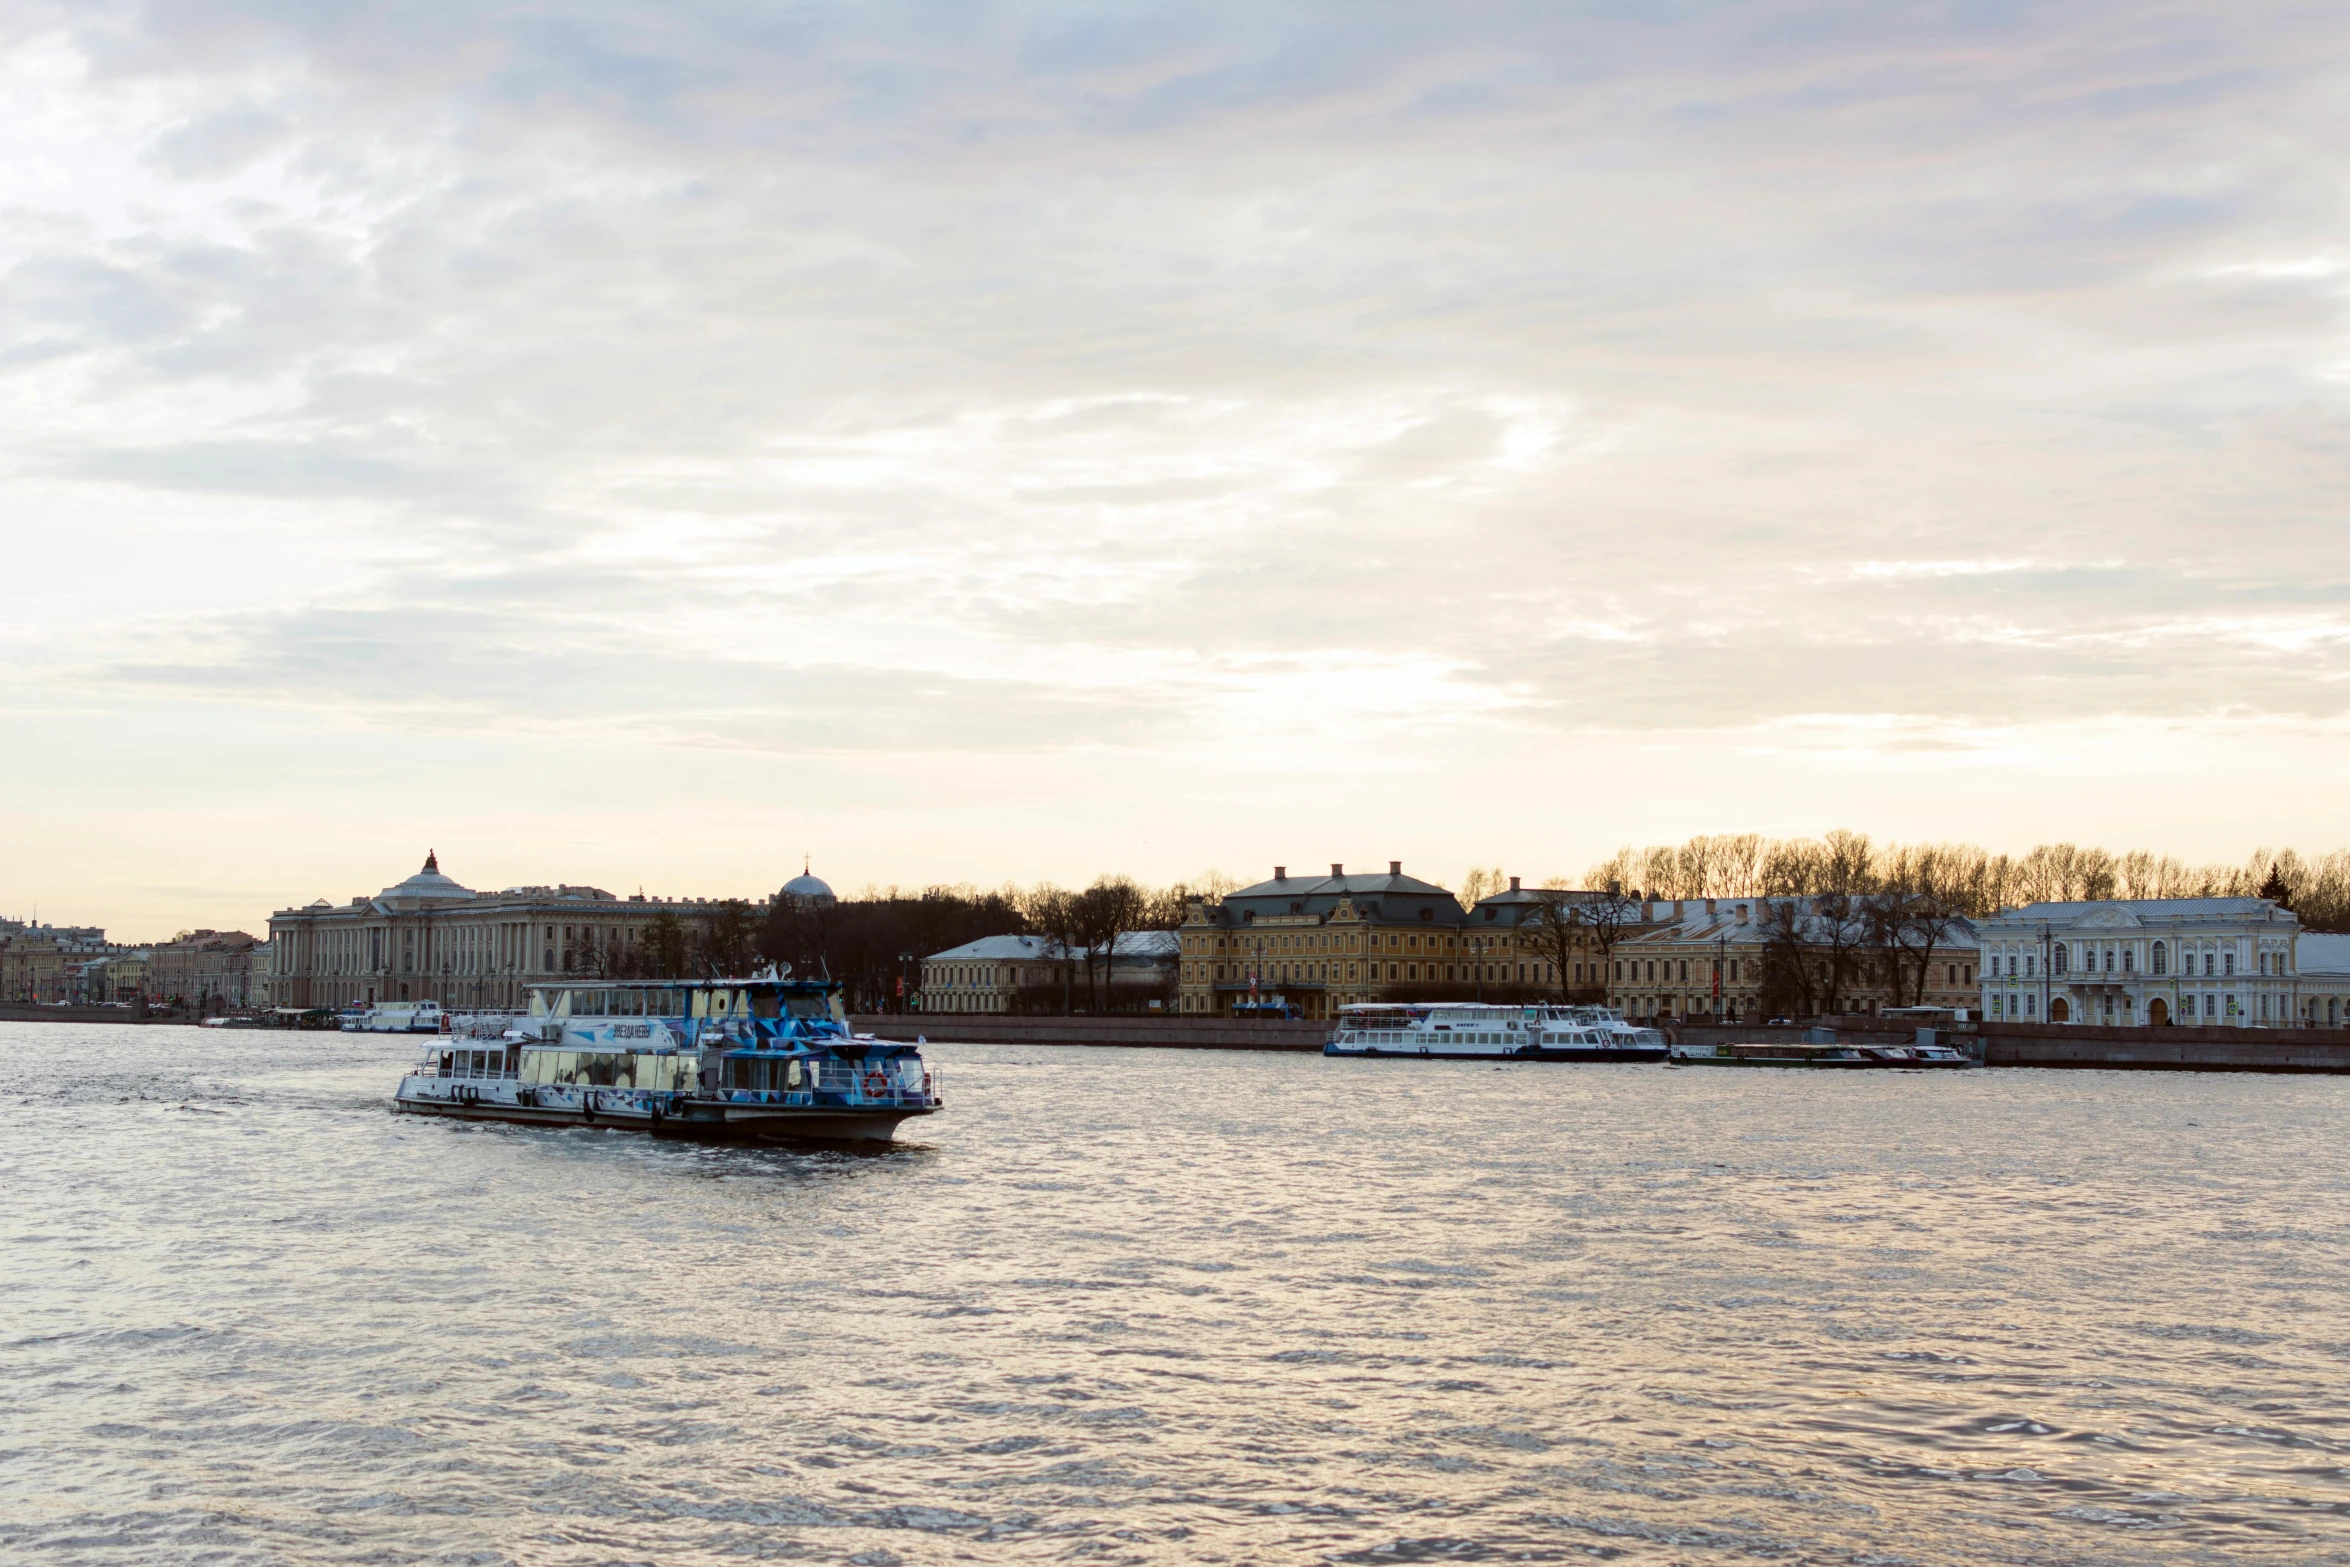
[4,3,2347,936]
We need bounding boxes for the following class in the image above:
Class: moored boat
[1326,1001,1668,1062]
[1669,1041,1877,1068]
[1669,1039,1973,1069]
[344,1000,445,1034]
[392,975,940,1144]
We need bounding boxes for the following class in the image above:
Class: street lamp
[2039,919,2052,1024]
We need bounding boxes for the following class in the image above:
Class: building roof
[1618,896,1979,951]
[2297,932,2350,978]
[1203,863,1465,927]
[1466,883,1616,928]
[926,930,1180,964]
[377,850,475,905]
[780,858,837,904]
[1978,897,2292,929]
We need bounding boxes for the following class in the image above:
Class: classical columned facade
[1976,897,2303,1028]
[265,853,756,1010]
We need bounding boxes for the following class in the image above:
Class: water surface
[3,1023,2347,1565]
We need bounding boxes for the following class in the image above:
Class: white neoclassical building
[264,852,764,1011]
[2300,934,2350,1029]
[1976,897,2308,1028]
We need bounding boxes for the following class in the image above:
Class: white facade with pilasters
[1976,897,2303,1027]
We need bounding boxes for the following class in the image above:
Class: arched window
[2122,947,2135,974]
[2151,941,2167,975]
[2053,944,2068,975]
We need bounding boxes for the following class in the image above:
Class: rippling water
[5,1023,2350,1565]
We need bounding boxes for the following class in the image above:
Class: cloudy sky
[4,1,2347,934]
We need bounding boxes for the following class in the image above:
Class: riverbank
[0,1004,183,1026]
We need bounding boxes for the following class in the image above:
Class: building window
[2224,952,2235,977]
[2053,944,2068,975]
[2151,942,2166,975]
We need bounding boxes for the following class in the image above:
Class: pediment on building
[1332,898,1357,919]
[2074,907,2145,929]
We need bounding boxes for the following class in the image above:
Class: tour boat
[1667,1040,1973,1069]
[343,1000,445,1034]
[1325,1002,1669,1062]
[391,976,941,1144]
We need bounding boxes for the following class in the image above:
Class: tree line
[548,874,1233,1013]
[1580,832,2350,932]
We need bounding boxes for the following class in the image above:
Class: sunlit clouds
[2,2,2348,931]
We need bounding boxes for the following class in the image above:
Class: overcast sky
[4,1,2347,934]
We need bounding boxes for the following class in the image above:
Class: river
[2,1022,2347,1565]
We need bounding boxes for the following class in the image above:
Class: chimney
[1274,866,1286,881]
[1736,903,1750,923]
[1331,863,1344,877]
[1389,860,1402,875]
[1509,876,1521,892]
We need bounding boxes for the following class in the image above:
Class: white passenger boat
[392,977,940,1144]
[1326,1002,1669,1062]
[343,1001,445,1034]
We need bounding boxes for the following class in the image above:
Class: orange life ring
[862,1070,889,1097]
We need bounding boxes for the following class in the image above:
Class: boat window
[528,992,548,1018]
[750,990,781,1020]
[784,993,830,1019]
[787,1059,804,1089]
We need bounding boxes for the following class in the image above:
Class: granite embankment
[0,1005,181,1026]
[1965,1019,2350,1072]
[1801,1013,2350,1073]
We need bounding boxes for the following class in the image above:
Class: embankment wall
[0,1005,178,1026]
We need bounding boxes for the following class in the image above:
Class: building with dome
[779,860,837,907]
[261,852,770,1010]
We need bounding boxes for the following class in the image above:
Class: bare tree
[698,900,760,976]
[1074,876,1149,1011]
[1022,884,1084,1015]
[1458,866,1505,908]
[1560,881,1642,999]
[1519,888,1601,1001]
[1756,901,1818,1019]
[1809,892,1873,1014]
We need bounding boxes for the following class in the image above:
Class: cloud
[5,1,2350,929]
